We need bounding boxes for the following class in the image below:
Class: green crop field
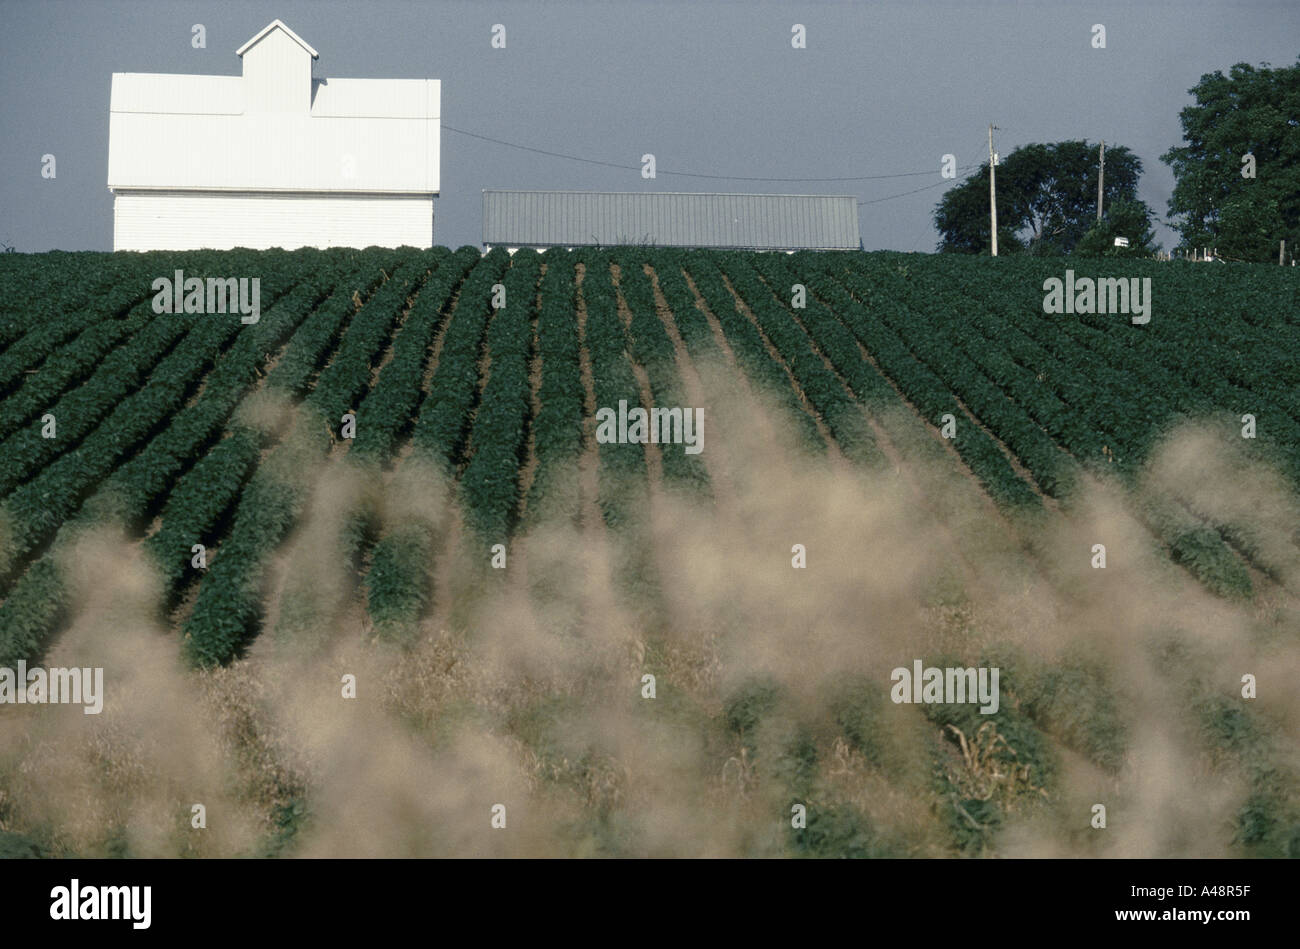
[0,245,1296,858]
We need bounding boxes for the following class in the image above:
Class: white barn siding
[113,191,433,251]
[107,74,243,115]
[107,102,439,192]
[106,20,440,251]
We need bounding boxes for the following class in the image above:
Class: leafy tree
[1075,198,1159,257]
[1162,59,1300,262]
[934,141,1153,256]
[932,167,1024,255]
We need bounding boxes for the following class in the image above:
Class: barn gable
[236,19,318,113]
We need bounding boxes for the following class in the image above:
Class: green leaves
[364,522,434,642]
[351,247,476,462]
[1076,199,1159,258]
[807,258,1039,508]
[525,251,583,527]
[2,243,1292,672]
[936,140,1154,256]
[182,252,427,666]
[145,428,260,602]
[0,559,69,668]
[611,249,712,493]
[687,252,824,452]
[413,249,513,473]
[306,254,437,424]
[459,249,541,541]
[1162,57,1300,260]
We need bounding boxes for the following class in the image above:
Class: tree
[931,169,1023,255]
[1075,198,1159,257]
[1161,58,1300,261]
[933,141,1154,256]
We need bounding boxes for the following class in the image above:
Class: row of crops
[0,246,1296,667]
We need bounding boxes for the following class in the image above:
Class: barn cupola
[236,19,318,113]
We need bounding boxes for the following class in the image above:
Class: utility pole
[1097,140,1105,222]
[989,124,999,257]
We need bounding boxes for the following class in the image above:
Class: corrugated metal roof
[482,191,860,250]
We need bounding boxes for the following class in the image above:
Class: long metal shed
[482,190,860,251]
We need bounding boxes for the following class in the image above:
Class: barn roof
[236,19,319,59]
[481,191,860,251]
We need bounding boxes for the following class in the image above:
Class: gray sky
[2,0,1297,253]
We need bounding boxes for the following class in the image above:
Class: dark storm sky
[2,0,1297,253]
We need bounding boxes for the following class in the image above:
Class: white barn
[107,20,440,251]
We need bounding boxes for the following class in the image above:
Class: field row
[0,248,1297,667]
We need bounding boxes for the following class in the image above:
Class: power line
[857,170,978,206]
[443,124,643,174]
[856,138,990,206]
[441,122,979,183]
